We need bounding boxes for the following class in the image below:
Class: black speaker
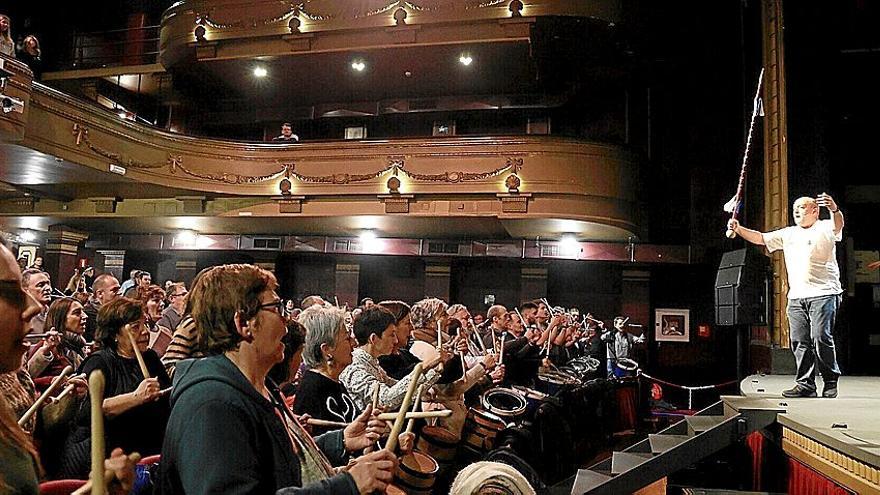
[715,248,770,326]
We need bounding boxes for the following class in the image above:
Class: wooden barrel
[394,451,439,495]
[417,425,460,465]
[461,408,505,455]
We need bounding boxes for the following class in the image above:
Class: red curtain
[788,458,854,495]
[746,431,764,490]
[616,386,637,431]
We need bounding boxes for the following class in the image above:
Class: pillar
[95,250,125,281]
[334,263,360,309]
[43,225,88,287]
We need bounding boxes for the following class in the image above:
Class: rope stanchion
[637,370,738,410]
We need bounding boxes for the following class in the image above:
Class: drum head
[616,358,639,371]
[481,388,527,418]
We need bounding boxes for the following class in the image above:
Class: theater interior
[1,1,879,494]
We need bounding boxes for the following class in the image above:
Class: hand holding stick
[499,334,506,365]
[364,382,382,454]
[385,363,423,453]
[726,67,765,239]
[456,329,467,370]
[18,365,73,426]
[125,324,150,379]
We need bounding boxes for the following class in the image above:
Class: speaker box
[715,248,770,326]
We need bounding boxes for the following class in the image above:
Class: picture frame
[654,308,690,342]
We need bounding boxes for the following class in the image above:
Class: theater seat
[39,479,86,494]
[139,454,161,465]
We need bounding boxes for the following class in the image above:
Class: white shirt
[762,219,842,299]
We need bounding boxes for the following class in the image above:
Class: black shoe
[782,386,817,398]
[822,383,838,398]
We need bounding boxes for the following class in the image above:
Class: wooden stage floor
[737,374,880,471]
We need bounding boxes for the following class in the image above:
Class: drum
[614,357,639,377]
[417,425,459,475]
[461,408,506,458]
[394,451,439,495]
[535,369,580,396]
[385,484,407,495]
[511,385,556,419]
[480,387,527,422]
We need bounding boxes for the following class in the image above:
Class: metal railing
[65,25,160,69]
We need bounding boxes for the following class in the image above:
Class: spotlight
[359,230,377,242]
[19,230,36,243]
[359,230,383,253]
[253,66,268,78]
[351,59,366,72]
[560,234,580,256]
[458,53,473,66]
[175,230,198,247]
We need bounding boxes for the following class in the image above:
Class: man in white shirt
[727,193,844,398]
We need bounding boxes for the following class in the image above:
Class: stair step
[570,469,614,494]
[648,434,691,453]
[611,451,653,474]
[686,415,726,435]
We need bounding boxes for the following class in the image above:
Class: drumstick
[385,363,423,453]
[54,373,86,403]
[499,334,506,365]
[726,68,764,239]
[436,320,442,350]
[18,365,73,426]
[306,418,349,428]
[334,296,340,308]
[405,385,424,434]
[456,329,467,370]
[377,409,452,421]
[363,382,382,454]
[89,370,106,495]
[471,319,489,355]
[126,324,150,379]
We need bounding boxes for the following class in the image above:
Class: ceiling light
[175,230,198,247]
[19,230,36,243]
[458,53,473,66]
[351,59,366,72]
[253,66,268,78]
[560,234,580,256]
[359,230,377,242]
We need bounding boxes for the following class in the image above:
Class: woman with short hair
[293,306,360,435]
[60,297,171,478]
[159,264,397,495]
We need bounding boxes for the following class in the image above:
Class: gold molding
[782,427,880,493]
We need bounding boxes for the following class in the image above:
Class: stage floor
[735,374,880,470]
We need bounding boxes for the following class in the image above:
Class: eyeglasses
[171,291,188,298]
[258,300,289,319]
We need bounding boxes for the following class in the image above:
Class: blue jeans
[787,294,842,392]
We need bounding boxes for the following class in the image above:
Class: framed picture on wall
[654,308,690,342]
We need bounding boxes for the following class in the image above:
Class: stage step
[611,452,653,474]
[648,434,691,454]
[559,399,782,495]
[686,415,727,435]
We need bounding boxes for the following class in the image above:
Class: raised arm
[726,219,765,246]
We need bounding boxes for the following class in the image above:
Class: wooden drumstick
[385,363,423,453]
[456,329,467,371]
[126,324,150,379]
[405,385,424,434]
[499,334,506,365]
[18,365,73,427]
[377,409,452,421]
[306,418,349,429]
[89,370,106,495]
[54,373,86,403]
[471,318,489,355]
[436,321,442,350]
[363,382,382,454]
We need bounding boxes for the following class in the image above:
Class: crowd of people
[0,240,644,494]
[1,14,42,77]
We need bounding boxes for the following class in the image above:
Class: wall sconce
[387,175,401,194]
[509,0,523,17]
[279,178,292,196]
[505,173,521,194]
[194,25,207,42]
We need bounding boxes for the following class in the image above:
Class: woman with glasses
[293,305,361,435]
[160,264,397,495]
[60,297,171,479]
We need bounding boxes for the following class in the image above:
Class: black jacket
[158,354,358,495]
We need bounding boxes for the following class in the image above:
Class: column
[424,263,451,302]
[43,225,88,286]
[95,250,125,281]
[334,263,360,309]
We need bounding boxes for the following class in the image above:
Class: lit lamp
[194,25,207,43]
[505,173,521,194]
[387,175,401,194]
